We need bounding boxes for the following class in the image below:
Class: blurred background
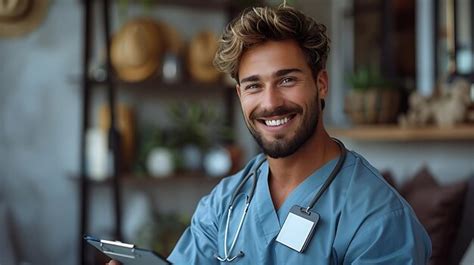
[0,0,473,264]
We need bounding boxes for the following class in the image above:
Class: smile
[265,117,289,127]
[258,114,296,127]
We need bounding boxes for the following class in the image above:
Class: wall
[0,1,81,264]
[2,1,229,264]
[0,1,473,265]
[309,0,474,185]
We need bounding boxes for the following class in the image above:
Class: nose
[260,85,284,110]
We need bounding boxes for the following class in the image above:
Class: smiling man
[168,5,431,265]
[109,5,431,265]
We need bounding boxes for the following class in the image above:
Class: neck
[266,123,341,209]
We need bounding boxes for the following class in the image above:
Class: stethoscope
[214,138,347,262]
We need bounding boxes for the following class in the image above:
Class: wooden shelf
[121,172,223,186]
[120,0,233,11]
[328,125,474,141]
[86,77,233,93]
[72,171,223,186]
[120,0,265,12]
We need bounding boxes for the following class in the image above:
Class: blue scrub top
[168,151,432,264]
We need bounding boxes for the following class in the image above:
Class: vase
[203,147,232,178]
[147,147,174,178]
[345,89,401,124]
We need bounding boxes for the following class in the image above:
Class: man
[110,5,431,265]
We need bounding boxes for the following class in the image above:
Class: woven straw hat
[0,0,49,37]
[111,17,163,82]
[188,30,221,83]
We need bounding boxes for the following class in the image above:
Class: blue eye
[280,77,295,86]
[245,83,260,90]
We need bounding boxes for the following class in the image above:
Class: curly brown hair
[213,5,330,82]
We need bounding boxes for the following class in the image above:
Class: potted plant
[132,126,177,178]
[167,102,235,172]
[345,66,401,124]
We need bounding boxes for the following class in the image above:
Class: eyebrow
[240,75,260,84]
[274,68,303,77]
[240,68,303,84]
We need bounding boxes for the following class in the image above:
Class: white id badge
[276,205,319,253]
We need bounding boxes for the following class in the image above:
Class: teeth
[265,117,290,127]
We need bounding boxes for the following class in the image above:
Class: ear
[316,69,329,99]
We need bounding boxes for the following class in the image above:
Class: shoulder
[337,151,431,262]
[211,153,265,199]
[337,150,428,236]
[195,154,266,219]
[340,150,409,218]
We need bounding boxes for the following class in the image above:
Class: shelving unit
[329,125,474,141]
[77,1,253,264]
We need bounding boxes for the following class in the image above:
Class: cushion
[400,167,468,265]
[450,174,474,265]
[380,170,397,189]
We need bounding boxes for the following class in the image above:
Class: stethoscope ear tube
[229,158,266,206]
[306,138,347,212]
[246,163,262,204]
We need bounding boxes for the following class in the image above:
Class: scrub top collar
[253,156,342,244]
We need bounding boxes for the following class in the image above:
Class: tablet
[84,235,170,265]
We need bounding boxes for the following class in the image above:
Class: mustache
[250,105,303,120]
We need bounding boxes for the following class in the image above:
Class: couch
[382,168,473,265]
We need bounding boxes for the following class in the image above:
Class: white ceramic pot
[85,128,111,181]
[147,147,174,178]
[203,147,231,178]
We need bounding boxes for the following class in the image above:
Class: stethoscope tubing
[215,138,346,262]
[305,138,347,213]
[215,158,264,262]
[229,158,266,206]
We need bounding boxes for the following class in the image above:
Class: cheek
[284,82,316,101]
[239,96,257,117]
[283,93,311,110]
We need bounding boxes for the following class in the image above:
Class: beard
[245,94,320,159]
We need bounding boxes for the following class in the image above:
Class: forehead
[238,40,310,81]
